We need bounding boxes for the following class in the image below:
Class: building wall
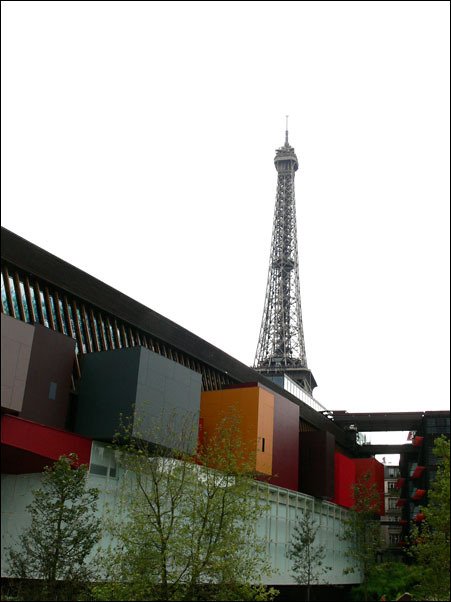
[1,415,92,475]
[1,314,76,429]
[269,391,299,491]
[299,431,335,499]
[332,452,356,508]
[354,458,385,515]
[381,464,402,550]
[75,347,202,453]
[1,314,34,413]
[21,324,76,429]
[200,386,274,476]
[1,454,362,586]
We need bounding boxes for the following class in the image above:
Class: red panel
[412,488,426,501]
[412,436,424,447]
[411,465,425,479]
[1,415,92,473]
[354,457,385,515]
[331,452,356,508]
[269,393,299,491]
[395,477,405,489]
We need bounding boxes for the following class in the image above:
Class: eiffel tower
[254,120,317,395]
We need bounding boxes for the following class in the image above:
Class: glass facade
[268,374,328,413]
[0,263,235,392]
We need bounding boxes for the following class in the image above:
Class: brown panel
[20,325,76,429]
[299,431,335,499]
[1,314,34,413]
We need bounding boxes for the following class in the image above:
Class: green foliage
[339,471,383,602]
[408,435,450,601]
[96,409,278,601]
[349,562,420,601]
[288,508,331,601]
[6,453,101,601]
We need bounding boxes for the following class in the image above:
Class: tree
[288,507,331,601]
[339,471,383,602]
[349,562,420,601]
[95,410,278,601]
[409,435,450,601]
[6,453,101,601]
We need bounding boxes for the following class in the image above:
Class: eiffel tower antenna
[254,123,317,395]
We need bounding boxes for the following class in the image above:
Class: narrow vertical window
[39,291,50,327]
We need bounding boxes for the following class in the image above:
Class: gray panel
[133,348,202,453]
[75,347,201,451]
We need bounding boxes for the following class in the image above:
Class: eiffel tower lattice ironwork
[254,122,317,395]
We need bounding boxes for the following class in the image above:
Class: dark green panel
[74,347,140,440]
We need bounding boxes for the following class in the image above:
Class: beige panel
[1,314,35,412]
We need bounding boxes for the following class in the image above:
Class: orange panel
[256,388,274,475]
[200,386,274,476]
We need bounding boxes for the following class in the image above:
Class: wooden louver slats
[24,276,36,324]
[12,272,26,322]
[2,266,16,318]
[33,281,45,325]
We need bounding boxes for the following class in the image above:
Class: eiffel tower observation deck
[254,120,317,396]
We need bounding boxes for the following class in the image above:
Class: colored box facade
[1,414,92,474]
[299,431,335,499]
[1,314,76,429]
[332,452,356,508]
[354,457,385,515]
[270,390,299,491]
[74,347,202,453]
[200,385,274,476]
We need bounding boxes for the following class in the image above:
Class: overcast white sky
[2,1,450,421]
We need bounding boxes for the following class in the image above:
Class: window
[48,382,57,400]
[89,442,118,479]
[388,498,398,510]
[389,533,400,545]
